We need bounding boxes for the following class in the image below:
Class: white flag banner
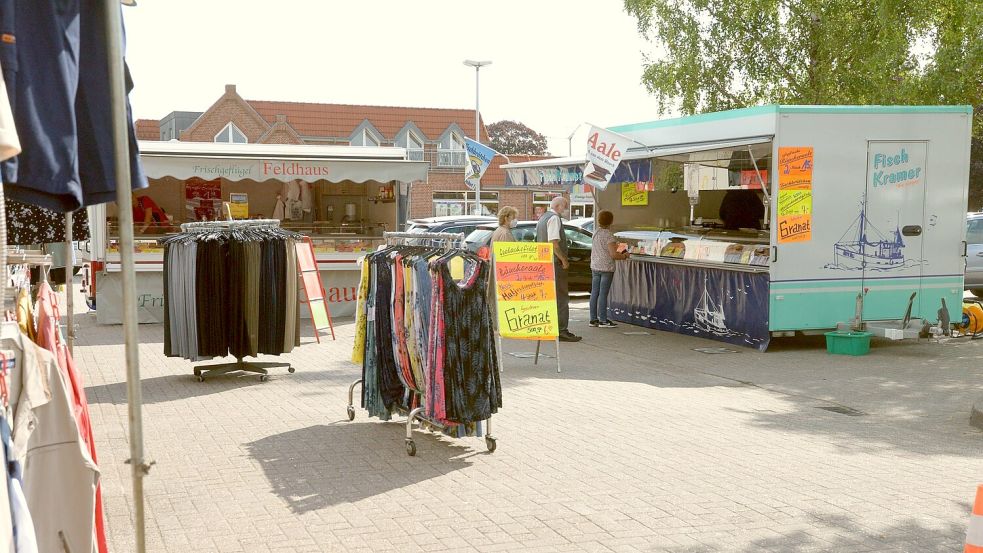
[584,126,628,190]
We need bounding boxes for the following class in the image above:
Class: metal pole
[105,2,148,551]
[65,211,74,355]
[474,66,481,216]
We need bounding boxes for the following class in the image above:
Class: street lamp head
[463,60,492,68]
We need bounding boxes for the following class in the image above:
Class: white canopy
[139,141,430,183]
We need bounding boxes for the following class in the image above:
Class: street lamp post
[464,59,491,215]
[566,122,584,157]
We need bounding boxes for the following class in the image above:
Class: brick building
[135,84,570,222]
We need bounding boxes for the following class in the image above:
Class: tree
[487,120,549,156]
[624,0,983,206]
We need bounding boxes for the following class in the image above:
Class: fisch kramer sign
[869,143,926,190]
[262,161,331,177]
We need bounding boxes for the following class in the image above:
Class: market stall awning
[500,135,773,188]
[138,141,430,183]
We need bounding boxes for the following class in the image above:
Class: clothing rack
[171,218,294,382]
[382,230,465,250]
[346,230,498,456]
[179,218,282,232]
[1,251,54,308]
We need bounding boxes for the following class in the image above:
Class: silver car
[966,213,983,297]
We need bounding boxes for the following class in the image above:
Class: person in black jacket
[718,189,765,230]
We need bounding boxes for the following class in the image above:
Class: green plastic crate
[824,330,872,356]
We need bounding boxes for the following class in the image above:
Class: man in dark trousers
[536,195,582,342]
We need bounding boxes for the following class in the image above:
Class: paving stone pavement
[72,299,983,552]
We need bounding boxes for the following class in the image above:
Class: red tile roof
[245,100,487,142]
[136,119,160,141]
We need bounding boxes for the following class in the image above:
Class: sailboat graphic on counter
[832,198,905,270]
[694,276,727,334]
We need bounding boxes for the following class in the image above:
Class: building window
[438,132,466,167]
[433,191,499,217]
[533,192,568,220]
[352,129,380,147]
[570,202,594,218]
[215,122,247,144]
[402,131,424,161]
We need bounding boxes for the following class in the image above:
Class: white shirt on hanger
[0,63,20,162]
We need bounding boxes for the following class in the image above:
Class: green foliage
[487,120,549,156]
[624,0,983,201]
[624,0,982,120]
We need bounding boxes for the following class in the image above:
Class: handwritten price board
[493,242,559,340]
[777,146,814,243]
[621,182,648,206]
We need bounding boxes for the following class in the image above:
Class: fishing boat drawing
[694,277,727,333]
[832,199,905,270]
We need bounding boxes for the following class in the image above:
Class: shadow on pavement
[521,307,983,458]
[738,511,966,553]
[245,423,473,514]
[85,365,357,405]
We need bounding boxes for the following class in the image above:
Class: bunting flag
[464,137,498,189]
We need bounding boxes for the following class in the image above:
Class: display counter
[608,230,772,350]
[615,230,770,270]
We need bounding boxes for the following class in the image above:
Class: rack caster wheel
[259,375,269,382]
[405,439,416,457]
[287,367,295,373]
[196,375,205,383]
[346,406,355,421]
[193,368,202,377]
[485,437,497,453]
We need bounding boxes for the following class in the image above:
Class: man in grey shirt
[536,196,582,342]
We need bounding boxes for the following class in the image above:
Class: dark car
[465,221,594,291]
[405,215,497,239]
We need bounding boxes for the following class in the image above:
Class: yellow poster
[777,190,812,216]
[493,242,559,340]
[229,193,249,219]
[777,146,814,243]
[621,182,648,206]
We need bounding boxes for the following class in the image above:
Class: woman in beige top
[490,206,518,244]
[487,206,518,324]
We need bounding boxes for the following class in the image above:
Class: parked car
[465,221,594,291]
[567,217,595,233]
[966,213,983,297]
[405,215,496,238]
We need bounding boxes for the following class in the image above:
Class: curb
[972,398,983,431]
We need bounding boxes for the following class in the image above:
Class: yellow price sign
[777,190,812,216]
[621,182,648,206]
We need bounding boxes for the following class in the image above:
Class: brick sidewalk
[75,300,983,552]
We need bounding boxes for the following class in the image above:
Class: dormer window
[402,131,424,160]
[352,129,380,147]
[215,122,247,144]
[438,131,466,167]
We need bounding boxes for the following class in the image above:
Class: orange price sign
[778,147,814,191]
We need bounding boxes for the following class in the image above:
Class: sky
[122,0,667,156]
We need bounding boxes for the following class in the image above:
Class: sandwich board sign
[295,237,335,342]
[492,241,561,372]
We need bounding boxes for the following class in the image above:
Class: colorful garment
[351,256,370,365]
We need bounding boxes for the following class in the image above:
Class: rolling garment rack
[346,231,500,456]
[176,219,294,382]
